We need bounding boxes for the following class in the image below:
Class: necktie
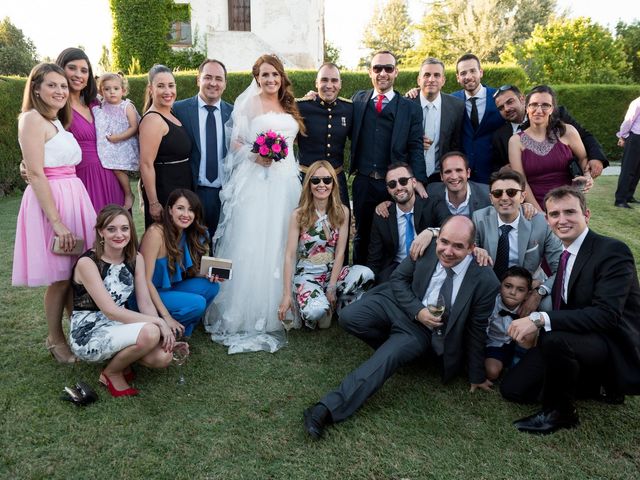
[469,97,479,130]
[375,94,385,114]
[423,104,436,176]
[404,212,414,257]
[431,267,454,355]
[552,249,571,309]
[494,224,513,281]
[498,309,518,320]
[204,105,218,182]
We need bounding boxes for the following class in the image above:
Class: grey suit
[427,181,490,217]
[472,207,562,291]
[319,243,499,422]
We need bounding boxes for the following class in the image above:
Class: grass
[1,177,639,479]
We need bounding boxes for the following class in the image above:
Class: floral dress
[293,214,374,329]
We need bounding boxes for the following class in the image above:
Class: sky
[2,0,639,70]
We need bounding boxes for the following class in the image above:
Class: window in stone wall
[229,0,251,31]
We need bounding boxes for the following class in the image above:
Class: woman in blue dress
[139,189,220,338]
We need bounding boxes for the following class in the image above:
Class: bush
[0,77,25,195]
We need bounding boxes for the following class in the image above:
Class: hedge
[1,67,638,196]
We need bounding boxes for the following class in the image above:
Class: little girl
[93,73,141,210]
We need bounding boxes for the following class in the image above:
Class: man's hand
[374,200,393,218]
[617,138,625,148]
[588,159,604,179]
[303,90,319,101]
[405,87,419,99]
[522,202,538,220]
[470,379,493,393]
[518,290,542,317]
[414,181,427,198]
[473,247,493,267]
[409,229,434,260]
[423,136,433,151]
[416,307,443,330]
[507,317,539,343]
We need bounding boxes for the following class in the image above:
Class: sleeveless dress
[519,131,573,208]
[293,214,374,329]
[12,118,97,287]
[204,112,302,353]
[139,111,193,228]
[92,99,140,171]
[69,103,125,212]
[69,250,146,362]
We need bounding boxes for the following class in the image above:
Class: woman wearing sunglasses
[508,85,591,211]
[278,161,374,329]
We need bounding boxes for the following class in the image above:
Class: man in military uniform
[297,62,352,208]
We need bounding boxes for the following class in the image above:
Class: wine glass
[172,342,189,385]
[428,293,446,336]
[572,171,591,192]
[281,314,294,344]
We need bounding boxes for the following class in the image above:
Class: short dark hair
[387,162,413,177]
[501,266,533,288]
[456,53,481,72]
[440,151,469,169]
[318,62,340,72]
[493,84,522,101]
[544,186,587,214]
[198,58,227,79]
[489,168,525,190]
[371,50,397,65]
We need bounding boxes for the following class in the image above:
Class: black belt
[357,170,385,180]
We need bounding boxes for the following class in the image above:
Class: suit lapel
[446,259,476,333]
[415,247,440,299]
[567,230,594,298]
[189,96,201,153]
[352,90,372,150]
[517,214,531,265]
[487,208,499,259]
[389,207,399,253]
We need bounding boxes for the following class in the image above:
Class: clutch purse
[568,158,583,178]
[200,256,233,280]
[51,236,84,256]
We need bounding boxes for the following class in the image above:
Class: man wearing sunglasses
[491,85,608,178]
[472,169,562,315]
[368,163,449,284]
[349,50,426,266]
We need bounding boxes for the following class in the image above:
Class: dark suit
[350,89,424,265]
[491,106,609,172]
[319,244,499,422]
[452,86,504,184]
[173,95,233,238]
[368,196,450,283]
[501,230,640,411]
[426,181,490,217]
[411,93,464,183]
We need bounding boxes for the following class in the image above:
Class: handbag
[568,158,583,178]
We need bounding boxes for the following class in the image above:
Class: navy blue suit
[452,86,504,184]
[173,95,233,238]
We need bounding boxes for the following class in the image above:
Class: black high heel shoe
[61,381,99,406]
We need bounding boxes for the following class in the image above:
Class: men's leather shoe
[628,197,639,203]
[513,408,579,434]
[303,404,330,439]
[614,202,632,208]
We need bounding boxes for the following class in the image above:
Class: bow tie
[499,309,519,320]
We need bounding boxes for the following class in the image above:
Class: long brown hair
[297,161,345,232]
[252,54,306,135]
[160,189,209,277]
[21,63,72,127]
[94,204,138,264]
[143,64,173,113]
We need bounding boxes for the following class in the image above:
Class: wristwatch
[530,311,544,329]
[427,227,439,238]
[536,285,549,297]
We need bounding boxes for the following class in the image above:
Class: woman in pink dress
[12,63,96,363]
[508,85,591,211]
[55,48,125,212]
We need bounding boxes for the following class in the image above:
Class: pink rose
[272,143,281,153]
[256,135,266,145]
[259,145,270,156]
[267,130,277,139]
[283,147,289,156]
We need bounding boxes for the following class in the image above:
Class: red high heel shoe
[99,371,139,398]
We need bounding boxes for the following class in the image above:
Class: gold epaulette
[338,97,352,103]
[295,97,313,102]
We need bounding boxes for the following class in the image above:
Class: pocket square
[525,243,539,253]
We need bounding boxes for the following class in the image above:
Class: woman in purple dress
[56,48,125,212]
[508,85,591,211]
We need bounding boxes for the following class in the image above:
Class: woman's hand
[256,155,273,168]
[149,202,163,221]
[51,219,76,253]
[206,273,225,283]
[278,295,292,322]
[326,284,337,309]
[164,316,185,338]
[157,319,176,352]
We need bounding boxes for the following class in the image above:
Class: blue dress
[152,234,219,336]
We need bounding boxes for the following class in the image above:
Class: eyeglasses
[490,188,523,198]
[310,176,333,185]
[386,176,413,189]
[372,64,395,74]
[527,102,553,112]
[493,84,515,99]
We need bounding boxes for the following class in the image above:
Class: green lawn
[1,177,639,480]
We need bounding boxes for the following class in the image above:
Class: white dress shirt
[420,92,442,176]
[497,213,520,268]
[422,255,474,308]
[445,187,471,216]
[464,85,487,125]
[394,205,415,264]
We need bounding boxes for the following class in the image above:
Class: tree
[616,20,640,82]
[324,40,344,69]
[501,17,631,84]
[0,17,38,76]
[359,0,413,67]
[98,45,113,74]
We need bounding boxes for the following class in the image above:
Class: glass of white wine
[428,293,446,336]
[282,315,294,345]
[172,341,189,385]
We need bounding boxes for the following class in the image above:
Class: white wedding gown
[204,108,301,354]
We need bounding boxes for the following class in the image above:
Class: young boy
[485,266,533,381]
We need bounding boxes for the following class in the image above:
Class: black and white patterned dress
[69,251,146,362]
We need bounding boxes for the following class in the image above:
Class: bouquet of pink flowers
[251,130,289,161]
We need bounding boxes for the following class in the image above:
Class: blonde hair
[98,72,129,97]
[21,63,72,127]
[297,161,345,232]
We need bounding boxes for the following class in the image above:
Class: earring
[35,92,40,97]
[99,237,104,245]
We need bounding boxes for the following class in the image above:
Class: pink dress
[69,102,125,212]
[12,119,97,287]
[519,131,573,208]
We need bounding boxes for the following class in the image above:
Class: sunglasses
[372,64,395,74]
[493,84,515,99]
[386,176,413,189]
[490,188,523,199]
[310,176,333,185]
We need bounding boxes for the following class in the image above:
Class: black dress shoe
[513,408,579,434]
[614,202,632,208]
[303,403,330,439]
[628,197,639,203]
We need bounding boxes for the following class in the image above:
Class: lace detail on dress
[519,132,558,156]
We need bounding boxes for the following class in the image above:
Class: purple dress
[69,102,125,213]
[519,131,573,208]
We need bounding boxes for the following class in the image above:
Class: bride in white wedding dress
[204,54,306,353]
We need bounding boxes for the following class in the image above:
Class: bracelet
[149,201,161,207]
[326,284,337,291]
